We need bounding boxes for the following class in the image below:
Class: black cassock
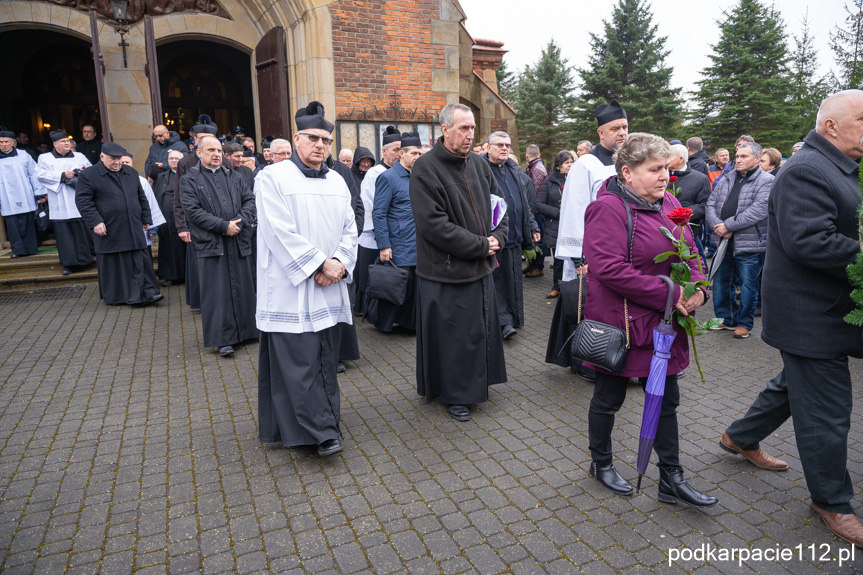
[180,165,258,349]
[75,163,160,305]
[174,154,201,308]
[153,170,186,283]
[415,275,507,404]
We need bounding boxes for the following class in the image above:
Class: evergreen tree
[830,0,863,89]
[495,59,517,106]
[692,0,795,152]
[573,0,682,139]
[513,40,577,154]
[789,12,831,140]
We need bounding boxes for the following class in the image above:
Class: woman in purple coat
[583,133,717,508]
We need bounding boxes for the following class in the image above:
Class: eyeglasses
[297,132,334,146]
[491,142,512,149]
[272,152,290,157]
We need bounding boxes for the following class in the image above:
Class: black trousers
[589,372,681,471]
[726,351,853,513]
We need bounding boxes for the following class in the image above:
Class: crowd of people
[0,88,861,545]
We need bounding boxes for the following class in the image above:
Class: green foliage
[789,12,832,141]
[495,59,517,106]
[572,0,683,140]
[830,0,863,89]
[691,0,797,152]
[844,164,863,335]
[513,39,579,155]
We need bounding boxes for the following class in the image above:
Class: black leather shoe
[317,438,342,457]
[590,461,634,496]
[143,294,164,306]
[218,345,234,357]
[448,404,470,421]
[571,365,596,382]
[658,468,718,508]
[62,267,73,275]
[337,362,346,373]
[160,280,174,287]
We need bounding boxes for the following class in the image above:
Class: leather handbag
[366,258,409,305]
[568,194,634,374]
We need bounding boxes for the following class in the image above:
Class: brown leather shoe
[719,432,788,471]
[525,268,544,278]
[546,290,559,299]
[812,502,863,547]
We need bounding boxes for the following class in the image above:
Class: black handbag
[366,258,409,305]
[35,201,51,233]
[569,195,634,374]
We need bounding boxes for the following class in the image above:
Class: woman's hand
[676,288,705,316]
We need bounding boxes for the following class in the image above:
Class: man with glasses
[255,101,357,458]
[145,124,187,173]
[484,131,540,340]
[153,150,186,286]
[269,139,292,163]
[77,125,102,165]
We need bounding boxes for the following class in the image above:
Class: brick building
[0,0,517,170]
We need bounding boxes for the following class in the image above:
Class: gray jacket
[705,167,773,254]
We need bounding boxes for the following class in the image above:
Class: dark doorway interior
[0,29,100,148]
[157,40,254,142]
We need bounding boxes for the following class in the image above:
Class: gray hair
[167,149,184,160]
[670,143,689,162]
[816,89,863,131]
[270,138,291,152]
[525,144,540,157]
[614,133,673,177]
[440,103,472,127]
[223,141,244,155]
[736,134,755,146]
[577,140,594,151]
[487,131,510,144]
[738,141,763,156]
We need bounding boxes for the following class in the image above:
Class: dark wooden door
[255,27,290,139]
[144,15,163,129]
[89,11,111,142]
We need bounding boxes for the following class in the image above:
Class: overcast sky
[458,0,847,101]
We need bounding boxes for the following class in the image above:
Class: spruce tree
[573,0,682,138]
[830,0,863,89]
[495,59,518,106]
[789,12,831,141]
[691,0,795,152]
[513,40,577,155]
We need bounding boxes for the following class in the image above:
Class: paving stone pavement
[1,268,862,574]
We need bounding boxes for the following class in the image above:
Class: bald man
[145,124,187,173]
[720,90,863,546]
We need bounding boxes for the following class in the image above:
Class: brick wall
[329,0,448,116]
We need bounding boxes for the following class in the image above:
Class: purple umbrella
[636,276,678,493]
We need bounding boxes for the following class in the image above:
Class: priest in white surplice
[255,102,357,458]
[36,130,94,275]
[0,126,40,257]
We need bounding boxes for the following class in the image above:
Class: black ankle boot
[658,468,718,508]
[590,461,634,496]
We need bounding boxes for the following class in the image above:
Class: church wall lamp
[110,0,131,68]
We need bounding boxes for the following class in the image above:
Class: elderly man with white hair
[667,142,712,260]
[269,139,292,163]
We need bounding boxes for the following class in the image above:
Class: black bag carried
[569,196,634,374]
[558,271,586,326]
[35,201,51,233]
[366,258,409,305]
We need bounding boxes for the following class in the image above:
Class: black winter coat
[410,138,508,284]
[75,162,151,254]
[668,165,711,225]
[535,169,566,248]
[688,149,710,176]
[179,165,256,258]
[482,154,538,250]
[761,129,863,359]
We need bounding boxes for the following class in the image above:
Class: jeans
[712,251,763,330]
[726,352,853,513]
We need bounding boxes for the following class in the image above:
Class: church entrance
[156,39,255,142]
[0,28,100,147]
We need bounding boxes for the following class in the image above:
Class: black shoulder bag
[569,197,633,374]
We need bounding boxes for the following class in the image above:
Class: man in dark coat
[77,125,102,166]
[484,131,540,340]
[719,90,863,546]
[686,137,710,176]
[145,125,187,173]
[179,135,258,357]
[75,142,163,306]
[174,114,219,309]
[410,103,509,422]
[668,143,712,261]
[153,149,185,286]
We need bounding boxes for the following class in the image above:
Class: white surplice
[139,176,166,246]
[36,151,91,220]
[358,163,387,249]
[0,151,40,216]
[254,160,358,334]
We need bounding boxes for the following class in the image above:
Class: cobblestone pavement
[1,270,862,574]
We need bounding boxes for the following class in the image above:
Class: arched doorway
[157,40,254,141]
[0,28,100,147]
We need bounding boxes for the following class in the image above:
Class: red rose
[667,207,693,226]
[669,176,679,183]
